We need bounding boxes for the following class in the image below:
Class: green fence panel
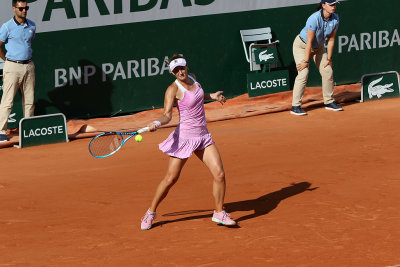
[19,113,68,148]
[0,0,398,122]
[247,70,291,97]
[361,71,400,102]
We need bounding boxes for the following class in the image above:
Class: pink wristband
[153,121,161,127]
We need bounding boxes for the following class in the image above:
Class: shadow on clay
[151,181,318,229]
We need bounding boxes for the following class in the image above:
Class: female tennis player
[140,54,236,230]
[290,0,343,116]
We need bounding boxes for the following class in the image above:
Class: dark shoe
[325,101,343,111]
[290,106,307,116]
[0,134,7,142]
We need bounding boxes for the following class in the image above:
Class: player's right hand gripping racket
[88,127,149,158]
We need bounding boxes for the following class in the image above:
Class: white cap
[321,0,340,5]
[169,58,187,72]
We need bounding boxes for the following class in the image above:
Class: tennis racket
[89,127,149,158]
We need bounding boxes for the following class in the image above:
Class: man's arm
[296,29,316,72]
[0,41,6,61]
[324,30,337,68]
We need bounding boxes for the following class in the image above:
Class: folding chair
[240,27,280,71]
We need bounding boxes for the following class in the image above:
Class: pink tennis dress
[159,76,214,159]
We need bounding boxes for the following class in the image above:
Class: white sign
[54,55,170,87]
[338,29,400,53]
[250,78,288,90]
[0,0,319,33]
[259,50,274,63]
[367,76,394,99]
[23,125,64,138]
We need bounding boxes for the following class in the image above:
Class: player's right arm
[147,84,178,131]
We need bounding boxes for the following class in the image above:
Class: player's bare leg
[195,144,236,225]
[149,157,188,212]
[141,157,188,230]
[195,144,225,212]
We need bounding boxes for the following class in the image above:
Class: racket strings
[89,133,123,157]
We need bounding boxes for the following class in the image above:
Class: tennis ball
[135,135,143,142]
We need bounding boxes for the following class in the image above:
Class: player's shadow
[225,181,317,222]
[152,181,317,229]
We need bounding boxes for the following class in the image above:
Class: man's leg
[314,48,334,105]
[292,35,310,107]
[21,62,35,117]
[0,61,22,134]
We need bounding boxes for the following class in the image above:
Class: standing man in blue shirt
[0,0,36,142]
[290,0,343,116]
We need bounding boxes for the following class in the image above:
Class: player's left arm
[204,91,226,105]
[324,30,337,68]
[192,73,226,105]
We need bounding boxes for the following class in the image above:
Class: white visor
[169,58,187,72]
[325,0,340,5]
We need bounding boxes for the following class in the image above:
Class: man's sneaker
[290,106,307,116]
[141,209,156,230]
[325,101,343,111]
[0,134,7,142]
[212,210,236,226]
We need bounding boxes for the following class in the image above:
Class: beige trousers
[0,60,35,134]
[292,35,334,107]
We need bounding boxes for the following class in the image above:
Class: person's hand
[147,121,161,132]
[296,62,309,71]
[324,58,332,68]
[211,91,226,105]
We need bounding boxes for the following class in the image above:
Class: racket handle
[137,127,149,134]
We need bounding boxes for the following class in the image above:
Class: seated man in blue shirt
[0,0,36,142]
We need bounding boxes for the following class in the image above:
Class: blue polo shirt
[0,17,36,61]
[299,10,339,49]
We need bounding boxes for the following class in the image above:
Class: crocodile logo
[258,50,274,62]
[8,113,16,123]
[368,76,394,99]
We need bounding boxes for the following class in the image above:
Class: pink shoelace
[141,211,155,222]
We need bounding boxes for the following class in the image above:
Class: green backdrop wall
[0,0,399,124]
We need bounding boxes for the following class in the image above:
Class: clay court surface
[1,97,400,266]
